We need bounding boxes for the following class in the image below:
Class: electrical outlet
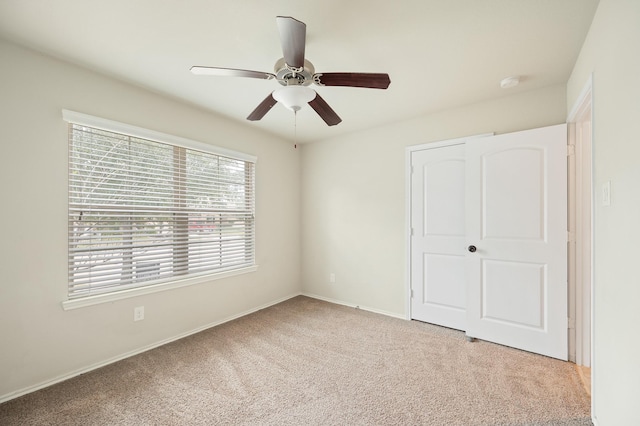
[134,306,145,321]
[329,273,336,283]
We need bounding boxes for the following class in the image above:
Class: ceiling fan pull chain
[293,110,298,149]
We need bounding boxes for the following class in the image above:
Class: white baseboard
[301,292,406,320]
[0,292,301,404]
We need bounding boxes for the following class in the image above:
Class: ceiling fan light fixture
[273,86,316,112]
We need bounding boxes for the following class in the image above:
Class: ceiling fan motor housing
[274,58,315,86]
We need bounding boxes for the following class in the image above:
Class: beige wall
[5,4,639,424]
[567,0,640,424]
[300,85,567,316]
[0,39,301,400]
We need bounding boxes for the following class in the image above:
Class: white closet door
[410,143,467,331]
[465,124,568,360]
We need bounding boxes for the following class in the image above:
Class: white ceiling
[0,0,599,143]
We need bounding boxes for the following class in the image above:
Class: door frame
[567,75,594,381]
[405,134,492,320]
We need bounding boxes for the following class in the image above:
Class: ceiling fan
[190,16,391,126]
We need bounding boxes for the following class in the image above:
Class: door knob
[468,245,477,253]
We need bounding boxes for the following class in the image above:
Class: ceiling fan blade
[308,93,342,126]
[276,16,306,69]
[313,72,391,89]
[190,66,275,80]
[247,93,278,121]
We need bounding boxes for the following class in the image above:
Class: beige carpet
[0,296,591,425]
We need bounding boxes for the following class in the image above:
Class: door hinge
[410,289,414,298]
[567,231,575,243]
[567,145,576,156]
[568,317,576,329]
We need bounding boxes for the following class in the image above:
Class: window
[64,111,256,302]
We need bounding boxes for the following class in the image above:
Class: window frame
[62,110,258,310]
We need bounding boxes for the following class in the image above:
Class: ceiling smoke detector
[500,76,520,89]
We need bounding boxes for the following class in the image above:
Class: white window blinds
[66,111,255,299]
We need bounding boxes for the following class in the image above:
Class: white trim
[62,265,259,310]
[567,74,595,416]
[567,122,578,363]
[567,74,594,122]
[404,134,491,154]
[404,149,413,320]
[567,76,594,359]
[404,134,493,321]
[62,109,257,163]
[2,292,299,404]
[301,292,406,320]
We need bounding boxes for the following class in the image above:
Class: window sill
[61,265,259,311]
